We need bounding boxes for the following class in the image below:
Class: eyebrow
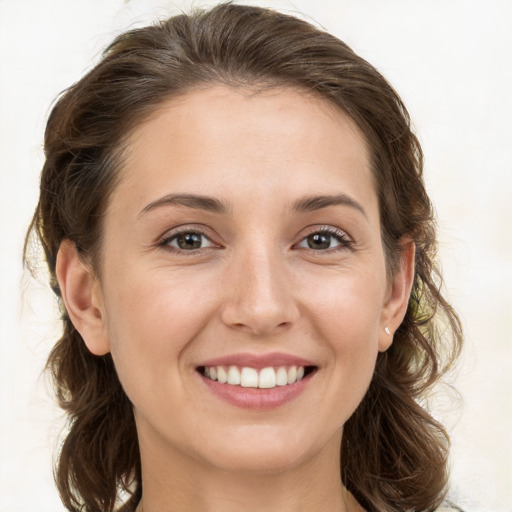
[292,193,368,219]
[138,193,231,217]
[138,192,367,219]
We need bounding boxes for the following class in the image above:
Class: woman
[25,3,462,511]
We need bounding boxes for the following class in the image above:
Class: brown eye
[297,228,352,252]
[165,231,215,251]
[177,232,203,249]
[306,233,332,250]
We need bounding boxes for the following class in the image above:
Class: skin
[56,86,415,512]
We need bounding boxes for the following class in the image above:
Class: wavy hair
[25,3,462,511]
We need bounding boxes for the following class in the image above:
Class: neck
[135,428,363,512]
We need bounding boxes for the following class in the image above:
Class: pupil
[308,233,330,250]
[178,233,202,249]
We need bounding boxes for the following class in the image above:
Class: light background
[0,0,510,510]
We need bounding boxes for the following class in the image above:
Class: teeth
[203,365,309,389]
[276,367,288,386]
[217,366,227,384]
[287,366,297,384]
[240,367,258,388]
[227,365,241,385]
[258,367,276,388]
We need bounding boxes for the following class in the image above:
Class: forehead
[112,85,377,220]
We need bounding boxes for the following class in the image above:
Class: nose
[220,246,299,337]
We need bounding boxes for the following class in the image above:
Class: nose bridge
[221,238,298,335]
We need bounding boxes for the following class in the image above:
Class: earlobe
[55,240,110,356]
[378,239,416,352]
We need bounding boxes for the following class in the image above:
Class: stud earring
[384,326,391,335]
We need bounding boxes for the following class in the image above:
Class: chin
[209,448,306,475]
[197,425,330,474]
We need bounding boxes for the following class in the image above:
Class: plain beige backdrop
[1,0,511,510]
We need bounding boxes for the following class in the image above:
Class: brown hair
[25,3,462,511]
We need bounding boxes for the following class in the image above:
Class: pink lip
[198,352,315,370]
[199,371,314,410]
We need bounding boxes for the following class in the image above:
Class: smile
[196,353,317,409]
[201,365,310,389]
[197,364,317,410]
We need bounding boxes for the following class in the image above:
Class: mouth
[195,352,318,409]
[196,364,317,389]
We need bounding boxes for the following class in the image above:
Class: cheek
[301,267,384,403]
[102,266,218,387]
[302,264,385,341]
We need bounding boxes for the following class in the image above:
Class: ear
[55,239,110,356]
[378,239,416,352]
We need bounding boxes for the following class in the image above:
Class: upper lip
[198,352,315,370]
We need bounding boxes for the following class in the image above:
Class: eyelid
[157,224,221,254]
[295,225,354,251]
[156,224,353,255]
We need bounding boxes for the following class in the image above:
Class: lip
[196,352,317,410]
[198,352,315,370]
[199,370,315,410]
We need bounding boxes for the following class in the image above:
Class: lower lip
[199,372,314,410]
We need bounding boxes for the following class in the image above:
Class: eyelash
[158,226,216,256]
[296,226,354,253]
[158,226,354,255]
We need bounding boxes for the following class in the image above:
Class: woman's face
[89,86,405,473]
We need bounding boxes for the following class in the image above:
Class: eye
[162,230,216,252]
[296,227,353,251]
